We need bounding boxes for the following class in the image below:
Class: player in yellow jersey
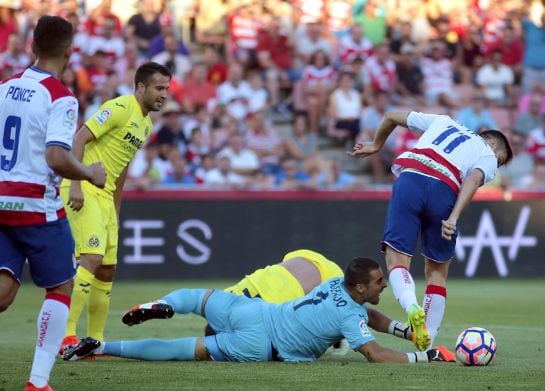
[59,62,171,352]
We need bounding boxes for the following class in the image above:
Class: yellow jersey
[64,95,153,197]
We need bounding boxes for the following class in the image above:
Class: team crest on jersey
[95,108,111,125]
[88,236,100,248]
[358,319,372,338]
[64,108,77,127]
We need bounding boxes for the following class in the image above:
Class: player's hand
[67,181,85,211]
[89,162,106,189]
[346,141,380,158]
[427,346,456,363]
[441,219,457,240]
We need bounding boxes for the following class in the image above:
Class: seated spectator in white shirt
[204,155,247,187]
[217,62,252,121]
[421,42,458,109]
[151,34,192,82]
[218,133,260,177]
[476,49,514,106]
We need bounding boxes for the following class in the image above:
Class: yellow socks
[87,277,113,342]
[65,266,94,337]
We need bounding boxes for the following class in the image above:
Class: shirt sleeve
[407,111,445,133]
[85,98,130,140]
[341,312,376,350]
[472,154,498,184]
[45,96,79,150]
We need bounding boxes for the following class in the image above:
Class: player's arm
[367,307,411,341]
[114,164,128,224]
[441,168,485,240]
[46,146,105,187]
[347,111,409,158]
[66,125,98,211]
[358,341,455,364]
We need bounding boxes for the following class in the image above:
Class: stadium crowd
[2,0,545,191]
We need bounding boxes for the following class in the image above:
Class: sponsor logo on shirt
[123,132,144,149]
[94,108,112,125]
[358,319,372,338]
[64,107,77,127]
[88,236,100,248]
[0,201,24,210]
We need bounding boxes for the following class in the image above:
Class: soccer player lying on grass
[216,248,413,355]
[64,258,455,364]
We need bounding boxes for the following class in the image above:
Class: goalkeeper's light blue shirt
[261,277,375,362]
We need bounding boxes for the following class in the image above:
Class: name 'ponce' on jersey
[6,86,36,102]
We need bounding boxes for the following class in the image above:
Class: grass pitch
[1,279,544,391]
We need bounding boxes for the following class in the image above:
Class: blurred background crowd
[2,0,545,191]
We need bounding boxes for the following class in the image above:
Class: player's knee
[195,337,212,361]
[94,265,116,282]
[79,254,105,274]
[47,280,74,297]
[0,296,15,312]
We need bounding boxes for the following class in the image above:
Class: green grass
[1,280,545,391]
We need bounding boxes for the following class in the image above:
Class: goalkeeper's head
[344,257,387,305]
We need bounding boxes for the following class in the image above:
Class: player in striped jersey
[349,111,512,352]
[0,16,106,391]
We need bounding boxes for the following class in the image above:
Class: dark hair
[134,62,171,88]
[344,257,380,287]
[480,129,514,166]
[32,15,73,58]
[309,49,330,67]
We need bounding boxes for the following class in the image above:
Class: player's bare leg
[0,271,19,313]
[422,258,450,348]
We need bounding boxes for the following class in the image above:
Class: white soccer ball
[455,327,497,366]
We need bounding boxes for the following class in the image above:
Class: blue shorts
[0,218,76,287]
[203,290,273,362]
[383,172,458,262]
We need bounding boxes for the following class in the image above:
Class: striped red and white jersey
[392,112,498,194]
[337,34,373,64]
[302,65,336,86]
[0,66,78,226]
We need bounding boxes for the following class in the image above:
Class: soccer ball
[455,327,497,366]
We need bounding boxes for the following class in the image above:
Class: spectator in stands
[518,159,545,191]
[87,14,124,67]
[85,49,112,91]
[457,25,484,84]
[256,15,294,112]
[316,158,359,190]
[127,141,161,190]
[395,43,424,105]
[151,33,192,82]
[185,127,211,171]
[352,0,387,46]
[217,62,252,122]
[193,0,228,46]
[360,91,396,183]
[218,133,260,177]
[476,49,514,106]
[421,41,458,110]
[247,70,269,114]
[83,0,122,37]
[156,101,187,156]
[0,33,29,78]
[180,64,217,114]
[148,13,190,58]
[183,105,212,146]
[194,153,216,184]
[294,21,332,67]
[204,155,246,187]
[328,71,362,143]
[301,50,336,134]
[204,46,227,85]
[0,5,17,53]
[162,152,196,186]
[274,158,314,190]
[366,43,397,96]
[487,25,523,84]
[456,93,497,133]
[516,94,544,135]
[114,41,146,85]
[245,111,285,175]
[126,0,162,54]
[500,130,534,189]
[389,21,416,56]
[520,8,545,91]
[336,24,373,65]
[283,114,326,175]
[227,0,261,68]
[518,83,545,116]
[525,116,545,163]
